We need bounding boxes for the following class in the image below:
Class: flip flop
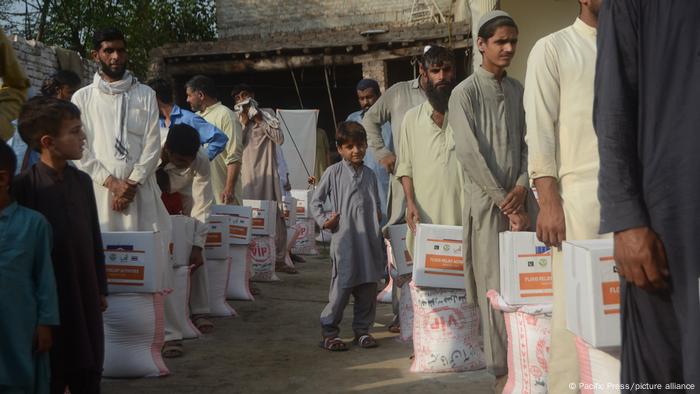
[353,334,378,349]
[192,316,214,334]
[162,340,184,358]
[319,337,348,351]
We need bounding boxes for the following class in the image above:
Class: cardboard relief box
[242,200,277,236]
[205,215,230,260]
[290,189,314,218]
[102,231,167,293]
[412,224,465,289]
[388,224,413,276]
[564,239,621,348]
[499,231,553,305]
[210,205,253,244]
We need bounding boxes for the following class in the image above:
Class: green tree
[1,0,217,78]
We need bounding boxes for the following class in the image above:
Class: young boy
[12,96,108,394]
[0,140,59,393]
[157,124,215,357]
[311,121,385,351]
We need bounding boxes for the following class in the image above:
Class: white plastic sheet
[276,109,318,189]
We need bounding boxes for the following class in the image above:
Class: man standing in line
[524,1,602,391]
[72,27,171,244]
[595,1,700,391]
[394,46,463,254]
[147,78,228,161]
[448,11,530,392]
[231,84,291,274]
[362,57,428,229]
[72,27,174,364]
[346,79,392,225]
[185,75,242,204]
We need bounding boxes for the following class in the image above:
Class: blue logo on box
[535,246,550,254]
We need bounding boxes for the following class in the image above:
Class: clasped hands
[501,185,529,231]
[105,176,138,212]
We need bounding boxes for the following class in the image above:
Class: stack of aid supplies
[167,216,207,341]
[100,230,170,378]
[494,232,553,394]
[409,224,486,373]
[207,205,255,310]
[290,189,320,255]
[564,239,621,394]
[242,200,281,282]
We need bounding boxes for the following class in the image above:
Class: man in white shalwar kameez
[524,2,604,392]
[73,29,174,357]
[72,28,171,285]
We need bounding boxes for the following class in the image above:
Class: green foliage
[2,0,217,78]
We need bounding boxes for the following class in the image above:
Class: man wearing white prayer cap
[448,10,533,392]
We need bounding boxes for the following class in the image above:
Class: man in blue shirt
[346,79,393,225]
[148,78,228,161]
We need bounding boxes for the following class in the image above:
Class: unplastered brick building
[151,0,498,133]
[9,35,97,94]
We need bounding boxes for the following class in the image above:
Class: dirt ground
[102,246,493,394]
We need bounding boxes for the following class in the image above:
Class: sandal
[162,340,184,358]
[354,334,378,349]
[319,337,348,352]
[192,315,214,334]
[388,323,401,334]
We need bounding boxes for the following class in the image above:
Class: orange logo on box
[106,265,144,281]
[206,232,222,246]
[252,218,265,228]
[296,206,305,214]
[602,281,620,306]
[230,225,248,237]
[425,254,463,271]
[519,272,552,291]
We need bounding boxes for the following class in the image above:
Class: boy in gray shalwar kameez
[312,121,385,351]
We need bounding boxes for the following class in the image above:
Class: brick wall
[361,60,387,91]
[216,0,455,38]
[9,35,97,94]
